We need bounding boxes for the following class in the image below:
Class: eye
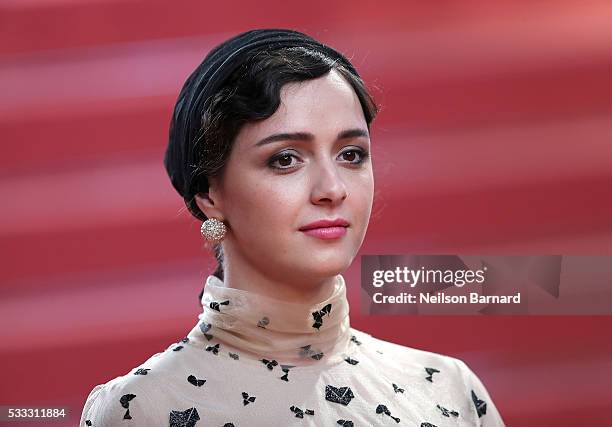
[268,152,301,170]
[339,148,369,165]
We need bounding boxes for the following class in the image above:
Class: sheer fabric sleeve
[455,359,506,426]
[79,380,160,427]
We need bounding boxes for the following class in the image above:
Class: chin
[299,256,353,278]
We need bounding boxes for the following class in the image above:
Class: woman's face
[201,69,374,286]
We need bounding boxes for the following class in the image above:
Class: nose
[310,156,348,206]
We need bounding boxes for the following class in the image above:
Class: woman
[80,28,505,426]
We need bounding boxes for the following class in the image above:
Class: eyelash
[267,148,370,171]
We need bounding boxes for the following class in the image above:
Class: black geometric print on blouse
[337,420,354,427]
[299,344,324,360]
[169,407,200,427]
[261,358,278,370]
[180,337,190,343]
[392,383,405,393]
[436,404,459,417]
[85,421,92,426]
[134,368,150,375]
[206,343,220,355]
[325,385,354,406]
[198,323,214,341]
[350,335,362,345]
[173,345,184,351]
[375,404,400,423]
[289,405,315,418]
[280,367,291,382]
[257,316,270,328]
[229,352,240,360]
[420,423,437,427]
[344,356,359,365]
[187,375,206,387]
[299,344,312,356]
[311,303,332,330]
[425,367,440,382]
[471,390,487,417]
[209,299,230,311]
[119,393,136,420]
[242,392,256,405]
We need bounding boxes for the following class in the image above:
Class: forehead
[236,69,366,147]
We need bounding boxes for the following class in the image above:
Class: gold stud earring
[200,218,227,243]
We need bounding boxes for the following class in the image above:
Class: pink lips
[299,218,349,240]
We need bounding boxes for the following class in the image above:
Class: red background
[1,1,612,425]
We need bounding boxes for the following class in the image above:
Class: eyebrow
[254,128,370,147]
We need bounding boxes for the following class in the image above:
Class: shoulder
[351,327,465,372]
[79,341,191,427]
[350,328,506,426]
[79,372,161,427]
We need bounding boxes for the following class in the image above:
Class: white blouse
[80,274,506,426]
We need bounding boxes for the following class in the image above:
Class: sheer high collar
[187,274,353,366]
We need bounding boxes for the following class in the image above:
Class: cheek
[225,173,305,236]
[348,172,374,215]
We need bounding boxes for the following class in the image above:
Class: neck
[222,253,338,304]
[188,271,353,366]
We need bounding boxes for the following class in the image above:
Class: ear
[194,177,224,220]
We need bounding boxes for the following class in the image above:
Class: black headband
[164,28,360,220]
